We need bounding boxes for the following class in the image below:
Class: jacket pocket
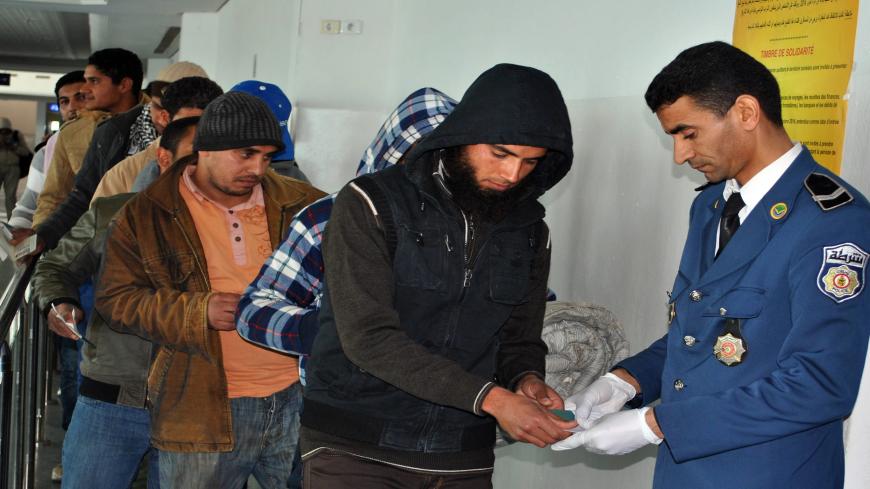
[702,286,766,319]
[394,225,445,291]
[147,346,175,411]
[488,234,534,305]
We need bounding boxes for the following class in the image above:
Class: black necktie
[717,192,745,258]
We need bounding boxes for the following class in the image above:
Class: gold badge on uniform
[714,333,746,366]
[822,265,860,298]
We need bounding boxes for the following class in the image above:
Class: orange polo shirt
[179,166,298,398]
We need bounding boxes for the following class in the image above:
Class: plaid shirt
[236,194,335,384]
[356,87,457,176]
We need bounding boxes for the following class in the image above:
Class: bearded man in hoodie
[299,63,576,488]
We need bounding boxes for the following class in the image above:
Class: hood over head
[404,63,573,193]
[357,87,457,176]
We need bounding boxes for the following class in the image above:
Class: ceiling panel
[0,8,89,59]
[0,0,227,73]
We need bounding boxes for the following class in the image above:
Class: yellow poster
[733,0,858,173]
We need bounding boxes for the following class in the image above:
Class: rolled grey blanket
[542,301,630,400]
[495,301,629,447]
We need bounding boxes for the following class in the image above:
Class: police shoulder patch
[817,243,868,303]
[804,173,853,211]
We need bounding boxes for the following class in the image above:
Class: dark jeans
[54,335,79,430]
[302,449,493,489]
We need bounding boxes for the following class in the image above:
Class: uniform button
[719,307,727,316]
[674,379,685,391]
[689,290,703,302]
[683,335,696,347]
[234,236,241,242]
[232,223,239,228]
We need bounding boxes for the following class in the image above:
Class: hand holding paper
[49,303,91,345]
[0,223,37,263]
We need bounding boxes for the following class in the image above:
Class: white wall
[179,12,220,80]
[0,70,61,98]
[179,1,870,487]
[145,58,171,83]
[180,0,301,93]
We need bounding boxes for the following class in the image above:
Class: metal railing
[1,257,50,489]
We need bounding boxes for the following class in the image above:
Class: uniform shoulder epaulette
[804,172,853,211]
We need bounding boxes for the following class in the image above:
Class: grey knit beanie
[193,91,286,152]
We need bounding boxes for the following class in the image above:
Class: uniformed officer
[552,41,870,489]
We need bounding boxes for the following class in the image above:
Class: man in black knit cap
[96,91,325,488]
[300,63,576,487]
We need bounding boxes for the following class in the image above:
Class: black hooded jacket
[405,63,573,195]
[301,64,573,472]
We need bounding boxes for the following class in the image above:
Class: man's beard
[440,146,533,223]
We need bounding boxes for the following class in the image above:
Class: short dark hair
[87,48,144,97]
[145,80,171,99]
[161,77,223,119]
[54,70,85,100]
[645,41,783,126]
[159,116,199,156]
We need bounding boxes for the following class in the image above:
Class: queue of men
[1,39,868,489]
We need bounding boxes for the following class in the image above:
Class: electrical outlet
[320,19,341,34]
[340,19,363,34]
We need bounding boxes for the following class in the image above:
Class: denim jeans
[54,335,79,430]
[287,398,304,489]
[159,381,303,489]
[61,395,158,489]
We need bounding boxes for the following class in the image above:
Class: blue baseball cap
[230,80,294,160]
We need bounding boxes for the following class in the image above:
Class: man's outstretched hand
[515,374,565,410]
[483,384,577,448]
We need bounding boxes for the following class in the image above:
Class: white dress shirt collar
[722,142,802,223]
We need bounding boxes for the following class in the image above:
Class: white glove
[564,372,636,428]
[551,407,662,454]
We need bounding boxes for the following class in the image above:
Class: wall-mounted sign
[733,0,859,174]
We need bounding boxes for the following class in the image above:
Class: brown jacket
[95,158,325,452]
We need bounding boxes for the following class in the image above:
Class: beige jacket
[92,138,159,202]
[33,110,109,226]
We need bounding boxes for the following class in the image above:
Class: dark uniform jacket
[618,149,870,489]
